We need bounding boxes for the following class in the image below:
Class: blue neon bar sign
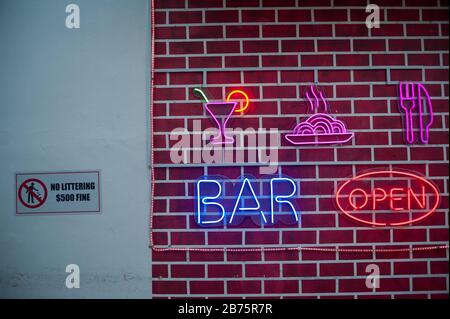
[195,175,299,226]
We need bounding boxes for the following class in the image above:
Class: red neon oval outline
[335,170,440,227]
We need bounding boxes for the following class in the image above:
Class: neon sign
[195,176,299,226]
[335,170,440,227]
[398,82,434,144]
[285,85,354,145]
[193,88,250,145]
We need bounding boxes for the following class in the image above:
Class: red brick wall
[151,0,449,298]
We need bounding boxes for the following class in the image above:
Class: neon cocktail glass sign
[195,176,299,226]
[335,170,440,227]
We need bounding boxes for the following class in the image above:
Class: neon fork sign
[195,176,299,226]
[398,82,434,144]
[335,170,440,227]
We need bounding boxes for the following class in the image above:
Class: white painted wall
[0,0,151,298]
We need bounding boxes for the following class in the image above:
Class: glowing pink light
[204,101,237,145]
[398,82,433,144]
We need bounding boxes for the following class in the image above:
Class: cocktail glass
[204,101,237,144]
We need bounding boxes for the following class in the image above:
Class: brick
[189,26,223,39]
[208,264,242,278]
[408,53,441,66]
[424,39,449,51]
[302,279,335,293]
[389,39,422,51]
[225,55,259,68]
[299,24,333,37]
[394,262,428,275]
[336,85,370,98]
[262,25,297,37]
[318,40,350,52]
[190,251,224,261]
[153,265,168,278]
[282,230,317,244]
[336,54,369,66]
[283,264,316,277]
[314,9,348,22]
[372,54,405,66]
[425,69,449,81]
[374,148,407,161]
[243,40,279,53]
[154,72,166,85]
[242,10,275,22]
[407,24,440,36]
[393,229,427,242]
[336,24,368,37]
[153,281,187,294]
[338,279,370,293]
[387,9,420,21]
[189,56,222,68]
[245,231,279,244]
[318,70,351,82]
[207,71,241,84]
[207,41,240,54]
[422,9,449,21]
[320,230,353,244]
[278,9,311,22]
[244,71,277,83]
[190,281,224,294]
[262,55,298,67]
[155,26,186,39]
[208,231,242,245]
[354,39,386,51]
[263,86,297,98]
[169,11,202,24]
[413,277,447,291]
[172,264,205,278]
[246,264,280,277]
[302,214,336,228]
[155,57,186,69]
[153,215,186,229]
[302,54,333,66]
[354,69,387,82]
[226,25,259,38]
[206,10,238,23]
[357,229,391,243]
[154,88,186,101]
[170,72,203,85]
[171,231,205,245]
[282,40,315,52]
[155,0,185,9]
[320,263,354,276]
[281,70,314,83]
[188,0,223,8]
[169,41,203,54]
[371,24,404,36]
[262,0,295,6]
[265,280,298,293]
[154,42,166,55]
[391,69,423,81]
[227,281,261,294]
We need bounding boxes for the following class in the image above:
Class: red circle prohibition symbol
[18,178,48,209]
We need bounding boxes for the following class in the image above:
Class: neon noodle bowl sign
[335,170,440,227]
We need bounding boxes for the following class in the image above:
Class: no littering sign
[16,171,100,214]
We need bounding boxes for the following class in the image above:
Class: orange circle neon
[226,90,249,113]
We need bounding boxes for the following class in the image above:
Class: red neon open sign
[335,170,440,227]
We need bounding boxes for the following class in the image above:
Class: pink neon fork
[399,82,416,144]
